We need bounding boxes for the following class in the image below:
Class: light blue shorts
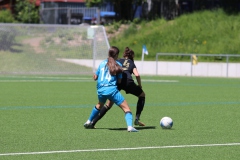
[98,90,124,106]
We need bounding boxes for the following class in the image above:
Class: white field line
[0,76,91,80]
[0,79,178,83]
[142,79,178,82]
[0,143,240,156]
[0,80,93,82]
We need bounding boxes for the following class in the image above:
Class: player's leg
[91,100,114,126]
[135,92,145,125]
[113,92,138,132]
[84,95,106,128]
[91,85,123,127]
[125,83,146,126]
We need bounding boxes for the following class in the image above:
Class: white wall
[134,61,240,78]
[58,59,240,78]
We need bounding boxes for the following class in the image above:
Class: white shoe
[127,126,139,132]
[84,120,91,128]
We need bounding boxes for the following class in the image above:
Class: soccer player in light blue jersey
[90,47,146,128]
[84,46,138,132]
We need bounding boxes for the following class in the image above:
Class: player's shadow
[108,126,156,131]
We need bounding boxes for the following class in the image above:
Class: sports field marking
[0,76,91,79]
[1,101,240,110]
[0,78,179,83]
[1,143,240,156]
[142,79,178,82]
[0,76,92,82]
[0,80,93,82]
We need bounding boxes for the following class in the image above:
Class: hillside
[107,9,240,62]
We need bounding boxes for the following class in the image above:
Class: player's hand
[93,74,98,81]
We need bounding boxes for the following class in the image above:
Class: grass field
[0,75,240,160]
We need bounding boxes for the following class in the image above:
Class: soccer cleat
[84,120,90,128]
[134,119,145,126]
[127,126,139,132]
[84,122,95,129]
[84,122,90,128]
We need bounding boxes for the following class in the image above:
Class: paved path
[57,58,240,78]
[58,58,156,75]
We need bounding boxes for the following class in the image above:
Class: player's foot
[84,120,90,128]
[84,123,95,129]
[134,119,145,126]
[84,121,95,129]
[127,126,139,132]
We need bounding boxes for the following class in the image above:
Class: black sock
[136,97,145,120]
[91,105,110,126]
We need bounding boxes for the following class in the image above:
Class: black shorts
[118,82,143,97]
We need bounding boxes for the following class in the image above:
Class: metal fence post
[97,7,100,25]
[190,54,193,77]
[226,55,229,77]
[67,8,71,25]
[156,53,158,75]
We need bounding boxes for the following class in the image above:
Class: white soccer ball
[160,117,173,129]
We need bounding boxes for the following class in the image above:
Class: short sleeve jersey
[95,59,122,95]
[118,58,136,82]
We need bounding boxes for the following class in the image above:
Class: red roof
[35,0,85,6]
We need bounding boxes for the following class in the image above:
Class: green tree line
[0,0,39,23]
[1,0,240,23]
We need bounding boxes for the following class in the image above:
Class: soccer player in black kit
[89,47,146,128]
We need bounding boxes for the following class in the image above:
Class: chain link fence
[40,7,98,25]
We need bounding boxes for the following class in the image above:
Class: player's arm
[117,74,122,84]
[133,68,142,88]
[93,74,98,81]
[117,78,122,84]
[93,65,101,81]
[117,71,122,84]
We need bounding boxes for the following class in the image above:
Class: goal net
[0,24,110,75]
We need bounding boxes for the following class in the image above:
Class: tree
[0,10,16,23]
[14,0,39,23]
[85,0,102,7]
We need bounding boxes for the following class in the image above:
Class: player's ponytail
[123,47,134,61]
[107,46,123,75]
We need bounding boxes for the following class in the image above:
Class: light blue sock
[88,106,100,121]
[125,112,133,127]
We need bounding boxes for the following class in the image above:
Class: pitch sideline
[1,143,240,156]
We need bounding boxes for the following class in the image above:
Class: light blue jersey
[95,59,124,105]
[95,59,122,95]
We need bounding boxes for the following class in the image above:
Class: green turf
[0,75,240,160]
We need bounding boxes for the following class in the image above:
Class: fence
[0,24,109,75]
[155,53,240,78]
[40,7,98,25]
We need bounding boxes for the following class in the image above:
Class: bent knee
[139,92,145,97]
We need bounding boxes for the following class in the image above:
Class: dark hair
[123,47,134,61]
[107,46,123,75]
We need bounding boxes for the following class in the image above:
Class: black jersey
[118,58,136,85]
[117,58,143,96]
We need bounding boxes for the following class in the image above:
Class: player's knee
[139,92,145,97]
[119,100,131,112]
